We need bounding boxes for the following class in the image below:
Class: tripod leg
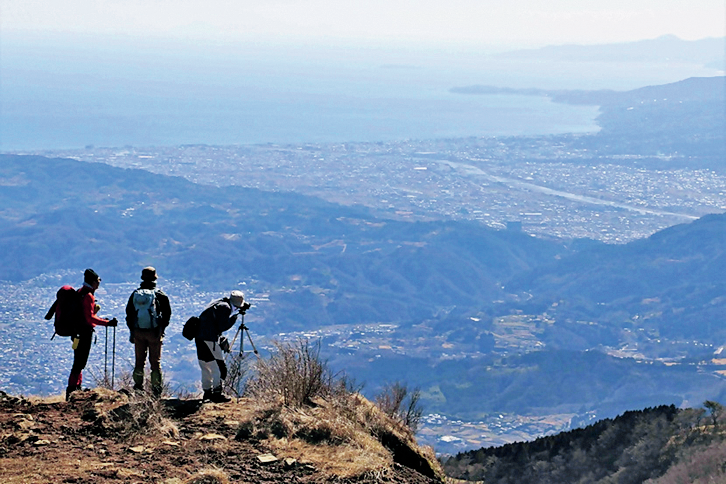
[245,328,259,356]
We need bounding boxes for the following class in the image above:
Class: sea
[0,35,720,151]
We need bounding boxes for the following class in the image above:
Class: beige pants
[133,329,163,389]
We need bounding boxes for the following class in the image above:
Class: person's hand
[219,337,231,353]
[108,317,118,327]
[129,331,135,344]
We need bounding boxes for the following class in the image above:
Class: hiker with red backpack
[125,267,172,397]
[59,269,117,400]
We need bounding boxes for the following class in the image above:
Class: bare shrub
[375,381,424,434]
[87,363,126,391]
[245,339,337,407]
[103,390,178,440]
[92,366,174,399]
[222,352,252,399]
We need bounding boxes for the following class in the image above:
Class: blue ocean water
[0,36,715,151]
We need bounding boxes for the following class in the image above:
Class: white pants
[197,340,224,391]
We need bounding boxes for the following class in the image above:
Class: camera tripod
[228,314,259,358]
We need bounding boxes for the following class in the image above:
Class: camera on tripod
[239,301,251,314]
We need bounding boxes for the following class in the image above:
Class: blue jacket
[196,297,238,342]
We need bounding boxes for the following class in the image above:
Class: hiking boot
[202,389,213,402]
[210,388,231,403]
[65,386,89,401]
[133,384,144,392]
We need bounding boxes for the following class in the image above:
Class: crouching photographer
[194,290,249,403]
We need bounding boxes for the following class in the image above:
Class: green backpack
[132,289,158,329]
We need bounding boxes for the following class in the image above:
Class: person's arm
[157,290,172,328]
[82,293,111,327]
[218,302,238,334]
[125,293,136,330]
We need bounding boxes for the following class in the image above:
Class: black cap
[84,268,100,283]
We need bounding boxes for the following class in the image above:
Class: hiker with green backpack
[125,267,172,396]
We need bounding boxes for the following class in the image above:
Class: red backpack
[44,285,83,339]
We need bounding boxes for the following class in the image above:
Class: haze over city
[3,0,725,47]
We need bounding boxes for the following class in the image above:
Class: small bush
[103,391,178,440]
[222,352,251,399]
[245,339,338,407]
[375,382,423,434]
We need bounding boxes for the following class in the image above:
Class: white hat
[230,290,245,308]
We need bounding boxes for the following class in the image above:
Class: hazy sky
[3,0,725,48]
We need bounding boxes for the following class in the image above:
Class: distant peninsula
[451,76,725,107]
[451,76,725,159]
[448,85,619,106]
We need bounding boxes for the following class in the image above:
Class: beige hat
[230,290,245,308]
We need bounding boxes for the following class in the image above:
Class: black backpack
[182,316,201,340]
[45,285,83,339]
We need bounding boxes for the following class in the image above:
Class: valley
[1,76,725,457]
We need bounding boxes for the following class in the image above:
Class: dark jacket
[196,297,238,342]
[125,281,172,333]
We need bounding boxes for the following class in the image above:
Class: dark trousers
[68,329,93,390]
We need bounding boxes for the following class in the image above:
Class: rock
[284,457,297,468]
[33,439,51,446]
[129,445,146,453]
[16,419,34,430]
[257,453,278,464]
[199,433,227,441]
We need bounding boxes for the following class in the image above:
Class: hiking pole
[111,325,116,389]
[104,326,109,384]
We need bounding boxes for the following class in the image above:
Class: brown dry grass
[232,392,444,480]
[184,468,230,483]
[235,338,444,481]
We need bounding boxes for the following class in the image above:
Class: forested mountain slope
[443,403,726,484]
[0,154,564,331]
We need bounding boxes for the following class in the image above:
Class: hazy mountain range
[0,154,564,331]
[496,35,725,68]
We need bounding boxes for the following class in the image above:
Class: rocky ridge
[0,389,443,483]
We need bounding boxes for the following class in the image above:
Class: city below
[23,135,726,244]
